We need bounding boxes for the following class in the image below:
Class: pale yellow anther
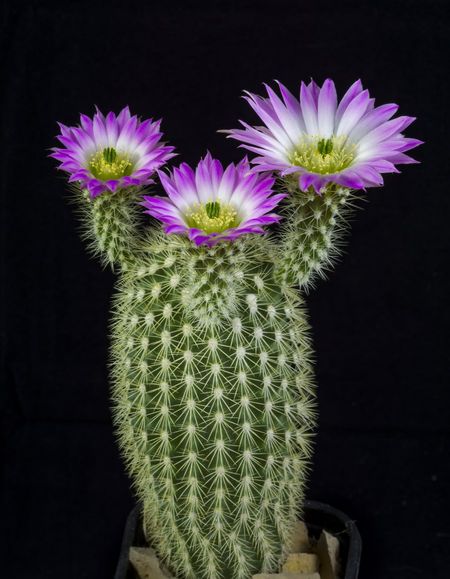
[290,135,356,174]
[89,147,133,180]
[185,201,239,234]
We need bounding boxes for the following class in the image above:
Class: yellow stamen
[290,135,356,174]
[89,147,133,180]
[186,201,239,234]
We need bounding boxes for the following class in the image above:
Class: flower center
[290,135,356,174]
[185,201,239,234]
[89,147,133,181]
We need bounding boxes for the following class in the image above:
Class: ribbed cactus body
[78,187,144,271]
[276,182,355,290]
[110,233,316,579]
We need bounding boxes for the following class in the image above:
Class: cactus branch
[74,187,146,272]
[275,181,361,291]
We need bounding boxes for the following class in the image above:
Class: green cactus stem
[110,233,316,579]
[76,186,145,271]
[275,181,359,291]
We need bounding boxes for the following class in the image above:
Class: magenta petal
[165,224,187,234]
[335,171,366,190]
[299,173,317,191]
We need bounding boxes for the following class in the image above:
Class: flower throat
[186,200,239,234]
[89,147,133,181]
[290,135,356,174]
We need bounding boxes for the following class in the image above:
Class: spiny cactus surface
[76,187,144,271]
[276,181,358,290]
[110,235,315,578]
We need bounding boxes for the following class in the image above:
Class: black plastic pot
[115,500,361,579]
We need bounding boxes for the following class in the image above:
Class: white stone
[289,521,311,553]
[282,552,319,573]
[129,546,174,579]
[316,529,340,579]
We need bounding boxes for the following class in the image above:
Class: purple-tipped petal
[335,79,364,124]
[318,79,337,137]
[300,81,319,134]
[336,89,371,136]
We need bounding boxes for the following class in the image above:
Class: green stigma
[89,147,133,181]
[205,201,221,219]
[317,138,333,157]
[186,201,239,234]
[103,147,117,164]
[290,135,356,174]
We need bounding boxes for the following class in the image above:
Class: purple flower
[51,106,176,197]
[142,153,285,246]
[224,79,422,193]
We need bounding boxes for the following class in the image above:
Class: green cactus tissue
[52,79,421,579]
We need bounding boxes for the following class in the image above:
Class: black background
[1,1,449,578]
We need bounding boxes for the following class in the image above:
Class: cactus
[52,81,420,579]
[110,232,315,578]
